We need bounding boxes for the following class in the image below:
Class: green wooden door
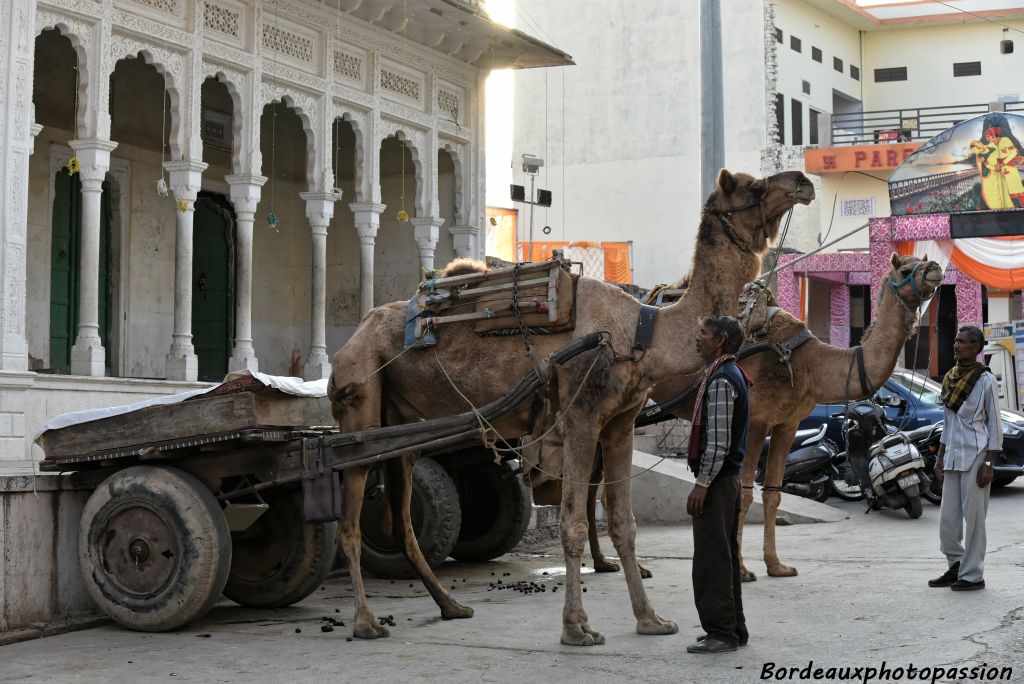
[50,171,112,374]
[192,196,234,382]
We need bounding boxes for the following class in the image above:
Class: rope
[358,344,413,385]
[432,343,667,487]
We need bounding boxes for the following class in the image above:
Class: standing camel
[328,169,815,645]
[567,253,942,581]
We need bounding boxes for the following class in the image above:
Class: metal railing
[831,103,991,146]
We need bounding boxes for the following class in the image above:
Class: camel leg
[383,456,473,619]
[588,446,618,573]
[601,414,676,637]
[558,429,605,646]
[763,422,798,578]
[738,421,769,583]
[337,466,390,639]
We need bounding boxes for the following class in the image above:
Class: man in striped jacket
[686,315,751,654]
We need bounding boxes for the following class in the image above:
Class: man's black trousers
[692,471,747,645]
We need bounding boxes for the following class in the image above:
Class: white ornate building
[0,0,569,461]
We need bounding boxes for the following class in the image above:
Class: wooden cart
[38,333,602,632]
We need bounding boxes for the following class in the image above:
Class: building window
[809,109,820,145]
[874,66,908,82]
[775,92,785,144]
[953,61,982,77]
[802,80,811,95]
[775,28,783,43]
[833,56,843,73]
[811,46,822,63]
[790,35,802,52]
[792,98,803,146]
[851,65,860,80]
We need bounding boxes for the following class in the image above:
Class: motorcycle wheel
[922,477,942,505]
[904,495,924,519]
[811,481,830,503]
[829,465,865,502]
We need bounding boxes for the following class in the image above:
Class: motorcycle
[842,400,931,518]
[755,423,845,502]
[904,422,943,505]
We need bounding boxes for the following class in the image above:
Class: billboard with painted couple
[888,112,1024,216]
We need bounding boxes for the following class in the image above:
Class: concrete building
[0,0,569,463]
[502,0,1024,371]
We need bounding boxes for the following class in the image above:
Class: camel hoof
[561,624,606,646]
[353,622,390,639]
[767,563,798,578]
[441,603,474,620]
[593,558,620,573]
[740,569,757,583]
[639,564,653,579]
[636,615,678,636]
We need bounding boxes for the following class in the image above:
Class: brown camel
[328,169,815,645]
[561,253,942,581]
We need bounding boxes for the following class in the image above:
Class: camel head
[700,169,816,255]
[886,253,944,311]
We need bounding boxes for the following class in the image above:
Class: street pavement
[3,485,1024,684]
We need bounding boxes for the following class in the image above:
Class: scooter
[843,400,930,518]
[908,422,944,504]
[755,423,843,502]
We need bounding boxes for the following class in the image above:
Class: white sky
[483,0,515,209]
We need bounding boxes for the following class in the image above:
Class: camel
[328,168,815,645]
[550,253,942,581]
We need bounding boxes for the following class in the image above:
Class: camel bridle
[709,177,810,251]
[887,261,938,313]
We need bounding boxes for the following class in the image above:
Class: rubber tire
[811,481,831,503]
[829,464,865,502]
[223,489,337,608]
[358,457,461,580]
[905,495,924,519]
[922,477,943,505]
[78,466,232,632]
[449,460,532,562]
[992,474,1018,488]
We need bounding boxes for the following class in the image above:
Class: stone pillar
[448,225,478,259]
[69,139,118,376]
[225,175,266,373]
[829,282,851,348]
[411,217,444,276]
[349,202,386,316]
[164,160,208,381]
[775,256,802,316]
[300,192,338,380]
[868,217,897,308]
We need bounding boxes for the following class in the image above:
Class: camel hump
[443,257,487,277]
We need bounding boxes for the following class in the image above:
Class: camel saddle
[405,255,579,348]
[737,280,814,387]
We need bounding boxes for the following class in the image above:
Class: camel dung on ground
[328,168,814,646]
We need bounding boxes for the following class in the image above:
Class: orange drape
[520,241,568,262]
[601,242,632,284]
[896,241,915,257]
[950,247,1024,290]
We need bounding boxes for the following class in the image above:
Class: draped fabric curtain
[898,237,1024,290]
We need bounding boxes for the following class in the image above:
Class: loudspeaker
[536,189,552,207]
[510,184,525,202]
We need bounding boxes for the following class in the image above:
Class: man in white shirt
[928,325,1002,591]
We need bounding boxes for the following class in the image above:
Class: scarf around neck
[686,354,751,471]
[941,360,990,413]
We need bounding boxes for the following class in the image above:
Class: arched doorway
[192,194,235,381]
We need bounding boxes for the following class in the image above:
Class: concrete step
[629,450,847,525]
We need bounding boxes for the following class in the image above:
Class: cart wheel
[223,489,337,608]
[358,457,460,579]
[449,459,532,562]
[78,466,232,632]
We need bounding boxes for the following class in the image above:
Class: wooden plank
[253,394,333,427]
[547,267,559,322]
[38,393,259,459]
[419,260,555,289]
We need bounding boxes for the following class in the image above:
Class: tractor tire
[223,488,336,608]
[358,457,460,579]
[449,459,532,562]
[78,466,232,632]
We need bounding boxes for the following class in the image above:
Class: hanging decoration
[898,235,1024,290]
[66,62,81,175]
[156,80,170,197]
[397,137,409,222]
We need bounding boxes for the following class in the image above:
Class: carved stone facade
[0,0,512,461]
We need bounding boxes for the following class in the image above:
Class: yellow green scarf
[940,361,990,413]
